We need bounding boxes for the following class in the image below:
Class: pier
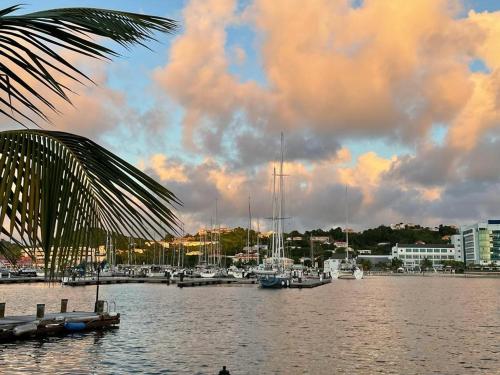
[0,300,120,342]
[289,278,332,288]
[177,278,257,287]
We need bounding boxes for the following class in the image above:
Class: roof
[396,243,454,248]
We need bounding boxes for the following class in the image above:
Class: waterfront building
[460,220,500,265]
[450,234,464,262]
[391,243,456,268]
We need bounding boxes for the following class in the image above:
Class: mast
[278,132,285,270]
[271,166,277,262]
[247,195,252,263]
[310,236,314,268]
[345,184,349,262]
[256,218,260,266]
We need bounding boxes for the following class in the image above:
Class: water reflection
[0,277,499,374]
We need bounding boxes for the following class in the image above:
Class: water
[0,277,499,374]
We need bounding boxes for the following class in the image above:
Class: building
[233,252,259,263]
[391,243,456,268]
[450,234,463,262]
[311,236,330,243]
[357,254,392,265]
[333,241,347,248]
[460,220,500,266]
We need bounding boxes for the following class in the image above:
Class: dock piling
[36,304,45,319]
[0,302,5,318]
[60,299,68,313]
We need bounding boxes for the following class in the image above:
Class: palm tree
[0,5,180,277]
[0,4,177,126]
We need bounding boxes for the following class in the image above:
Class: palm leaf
[0,5,178,126]
[0,129,181,278]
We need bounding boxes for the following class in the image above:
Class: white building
[391,243,456,268]
[450,234,463,262]
[460,220,500,266]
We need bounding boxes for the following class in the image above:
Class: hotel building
[460,220,500,266]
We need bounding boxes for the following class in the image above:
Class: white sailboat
[258,133,292,288]
[324,186,363,280]
[200,200,223,278]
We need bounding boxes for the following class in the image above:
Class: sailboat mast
[247,195,251,262]
[345,184,349,262]
[271,166,277,260]
[279,132,285,269]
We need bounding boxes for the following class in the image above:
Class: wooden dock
[0,300,120,342]
[289,278,332,288]
[0,276,50,284]
[62,277,177,286]
[177,278,257,288]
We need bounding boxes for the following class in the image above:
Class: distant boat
[323,186,363,280]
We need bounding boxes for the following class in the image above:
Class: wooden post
[95,300,105,314]
[0,302,5,318]
[60,299,68,313]
[36,304,45,319]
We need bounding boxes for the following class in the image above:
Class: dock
[62,277,177,286]
[0,300,120,342]
[177,278,257,287]
[289,278,332,288]
[0,276,51,284]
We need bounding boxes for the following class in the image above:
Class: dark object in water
[218,366,230,375]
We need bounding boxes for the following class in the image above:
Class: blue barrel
[64,322,87,331]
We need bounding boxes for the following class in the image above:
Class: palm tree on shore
[0,5,180,278]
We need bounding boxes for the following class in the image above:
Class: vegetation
[0,5,179,278]
[0,5,177,126]
[420,257,433,272]
[0,131,180,278]
[0,239,22,264]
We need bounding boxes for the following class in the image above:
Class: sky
[3,0,500,234]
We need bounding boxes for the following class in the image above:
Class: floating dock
[289,278,332,288]
[0,300,119,342]
[177,278,257,288]
[0,277,49,284]
[63,277,177,286]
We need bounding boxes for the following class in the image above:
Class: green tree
[0,5,179,278]
[420,257,433,273]
[390,257,403,271]
[359,259,372,272]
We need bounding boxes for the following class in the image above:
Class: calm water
[0,277,499,374]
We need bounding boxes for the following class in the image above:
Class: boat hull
[258,275,290,289]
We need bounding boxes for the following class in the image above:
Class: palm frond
[0,5,178,126]
[0,129,181,278]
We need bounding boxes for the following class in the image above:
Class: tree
[359,259,372,272]
[390,257,403,271]
[0,5,177,126]
[420,257,433,273]
[0,6,179,278]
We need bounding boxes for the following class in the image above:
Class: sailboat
[324,186,363,280]
[258,133,292,288]
[200,200,223,278]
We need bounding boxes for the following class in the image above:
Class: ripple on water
[0,277,499,374]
